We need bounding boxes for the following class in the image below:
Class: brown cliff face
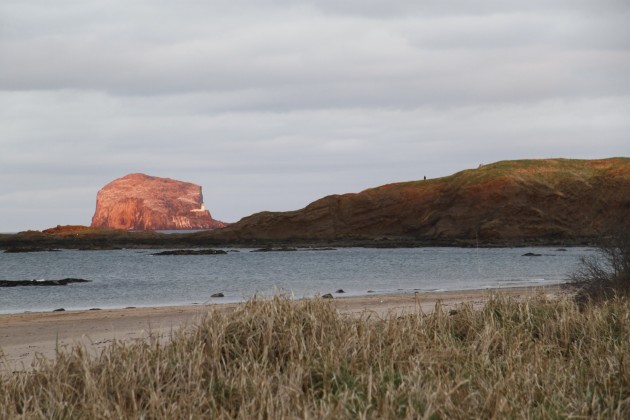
[91,174,227,230]
[205,158,630,243]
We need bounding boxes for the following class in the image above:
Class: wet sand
[0,286,563,372]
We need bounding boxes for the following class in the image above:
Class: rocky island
[91,173,227,231]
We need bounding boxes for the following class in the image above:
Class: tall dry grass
[1,295,630,419]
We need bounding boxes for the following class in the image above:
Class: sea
[0,247,592,314]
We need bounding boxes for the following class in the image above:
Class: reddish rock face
[91,173,227,231]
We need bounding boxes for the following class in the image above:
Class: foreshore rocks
[251,247,297,252]
[250,247,336,252]
[0,278,91,287]
[152,249,227,256]
[91,173,228,231]
[4,247,60,253]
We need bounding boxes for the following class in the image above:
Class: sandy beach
[0,286,562,372]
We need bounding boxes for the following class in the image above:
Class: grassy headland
[187,157,630,245]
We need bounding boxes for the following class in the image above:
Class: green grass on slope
[369,157,630,192]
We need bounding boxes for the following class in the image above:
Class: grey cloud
[2,43,627,109]
[2,2,628,104]
[309,0,630,17]
[4,92,627,177]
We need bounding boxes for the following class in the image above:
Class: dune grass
[2,295,630,419]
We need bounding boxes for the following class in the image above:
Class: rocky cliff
[202,158,630,244]
[91,174,227,231]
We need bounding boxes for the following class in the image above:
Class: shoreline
[0,281,567,316]
[0,285,565,372]
[0,229,599,251]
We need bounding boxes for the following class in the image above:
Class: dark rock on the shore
[152,249,227,256]
[367,290,376,293]
[522,252,542,257]
[53,308,65,312]
[251,247,298,252]
[89,308,101,311]
[0,278,91,287]
[322,293,334,299]
[335,289,346,293]
[211,292,225,298]
[4,247,60,253]
[79,246,123,251]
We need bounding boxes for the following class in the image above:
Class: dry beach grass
[0,287,552,371]
[1,292,629,418]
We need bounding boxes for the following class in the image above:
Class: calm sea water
[0,247,591,314]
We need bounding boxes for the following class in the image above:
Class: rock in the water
[251,247,298,252]
[522,252,542,257]
[0,278,90,287]
[152,249,227,256]
[4,248,60,253]
[335,289,345,293]
[53,308,65,312]
[91,173,228,231]
[211,292,225,298]
[322,293,334,299]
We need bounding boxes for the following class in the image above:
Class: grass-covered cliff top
[370,157,630,192]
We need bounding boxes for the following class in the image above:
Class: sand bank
[1,286,563,372]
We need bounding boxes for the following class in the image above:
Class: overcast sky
[1,0,629,232]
